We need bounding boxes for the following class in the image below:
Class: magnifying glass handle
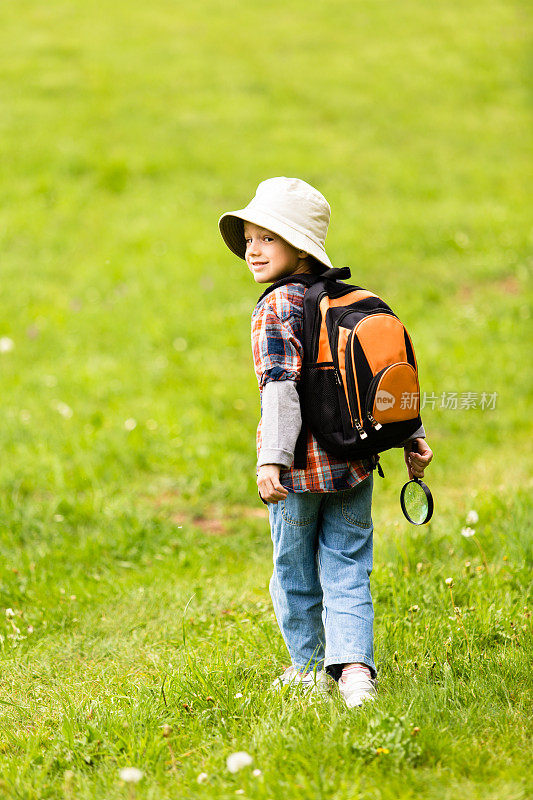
[409,438,419,482]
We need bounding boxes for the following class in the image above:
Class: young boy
[219,177,433,707]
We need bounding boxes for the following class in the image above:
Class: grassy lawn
[0,0,531,797]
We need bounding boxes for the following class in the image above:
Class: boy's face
[244,222,309,283]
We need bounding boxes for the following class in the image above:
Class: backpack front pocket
[365,363,419,425]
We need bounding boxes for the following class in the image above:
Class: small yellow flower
[375,747,390,755]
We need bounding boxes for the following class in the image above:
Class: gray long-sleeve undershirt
[257,380,426,469]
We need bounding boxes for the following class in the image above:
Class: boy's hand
[257,464,289,503]
[404,438,433,480]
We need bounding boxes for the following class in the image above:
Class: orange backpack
[257,267,422,470]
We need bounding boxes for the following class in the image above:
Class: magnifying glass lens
[403,481,428,523]
[400,479,434,525]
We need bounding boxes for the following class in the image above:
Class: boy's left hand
[404,438,433,480]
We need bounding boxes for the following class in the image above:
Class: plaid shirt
[251,282,371,492]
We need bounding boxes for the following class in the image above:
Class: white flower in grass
[226,751,253,773]
[252,768,262,777]
[56,402,73,419]
[119,767,144,783]
[234,692,243,698]
[5,608,15,619]
[197,772,208,784]
[466,510,479,525]
[0,337,14,353]
[124,418,137,431]
[445,577,454,587]
[461,527,476,538]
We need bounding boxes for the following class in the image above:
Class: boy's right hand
[257,464,289,504]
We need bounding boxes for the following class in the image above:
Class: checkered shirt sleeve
[251,288,304,389]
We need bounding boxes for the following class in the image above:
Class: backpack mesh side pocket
[301,364,343,435]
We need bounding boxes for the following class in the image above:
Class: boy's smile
[244,222,310,283]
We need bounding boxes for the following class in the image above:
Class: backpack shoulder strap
[255,273,316,305]
[255,267,352,305]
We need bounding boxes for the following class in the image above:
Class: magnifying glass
[400,441,434,525]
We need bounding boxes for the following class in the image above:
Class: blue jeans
[267,475,375,678]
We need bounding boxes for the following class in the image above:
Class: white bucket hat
[218,176,333,270]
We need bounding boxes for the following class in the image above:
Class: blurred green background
[0,1,531,797]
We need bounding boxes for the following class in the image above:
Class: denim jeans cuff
[324,654,377,679]
[292,655,326,672]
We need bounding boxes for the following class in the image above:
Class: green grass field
[0,0,531,797]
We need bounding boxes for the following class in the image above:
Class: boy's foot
[271,666,332,695]
[338,664,377,708]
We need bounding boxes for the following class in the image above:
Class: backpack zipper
[310,291,327,361]
[367,413,382,430]
[345,330,368,439]
[365,368,387,423]
[332,310,371,440]
[332,326,367,440]
[331,314,359,431]
[331,310,353,372]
